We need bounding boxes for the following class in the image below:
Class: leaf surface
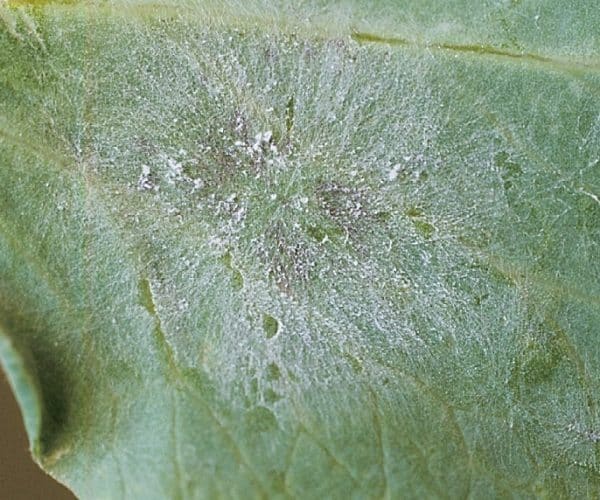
[1,1,599,498]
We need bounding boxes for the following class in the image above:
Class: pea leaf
[1,1,599,498]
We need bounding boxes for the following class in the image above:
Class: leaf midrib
[351,31,600,76]
[4,2,600,78]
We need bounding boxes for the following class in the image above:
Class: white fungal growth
[252,130,273,151]
[166,157,184,183]
[3,7,595,497]
[192,178,204,191]
[137,164,157,191]
[387,163,403,181]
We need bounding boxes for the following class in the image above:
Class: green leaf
[1,1,599,498]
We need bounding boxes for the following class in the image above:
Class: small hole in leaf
[344,353,363,374]
[306,225,327,242]
[220,251,243,290]
[264,389,282,403]
[413,220,435,239]
[266,362,281,381]
[375,211,392,222]
[405,206,424,218]
[263,314,279,339]
[245,406,278,432]
[232,270,244,291]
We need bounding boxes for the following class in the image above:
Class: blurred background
[0,370,75,499]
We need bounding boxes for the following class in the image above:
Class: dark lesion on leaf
[313,179,395,246]
[315,181,369,232]
[198,145,242,189]
[259,221,317,296]
[259,179,388,293]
